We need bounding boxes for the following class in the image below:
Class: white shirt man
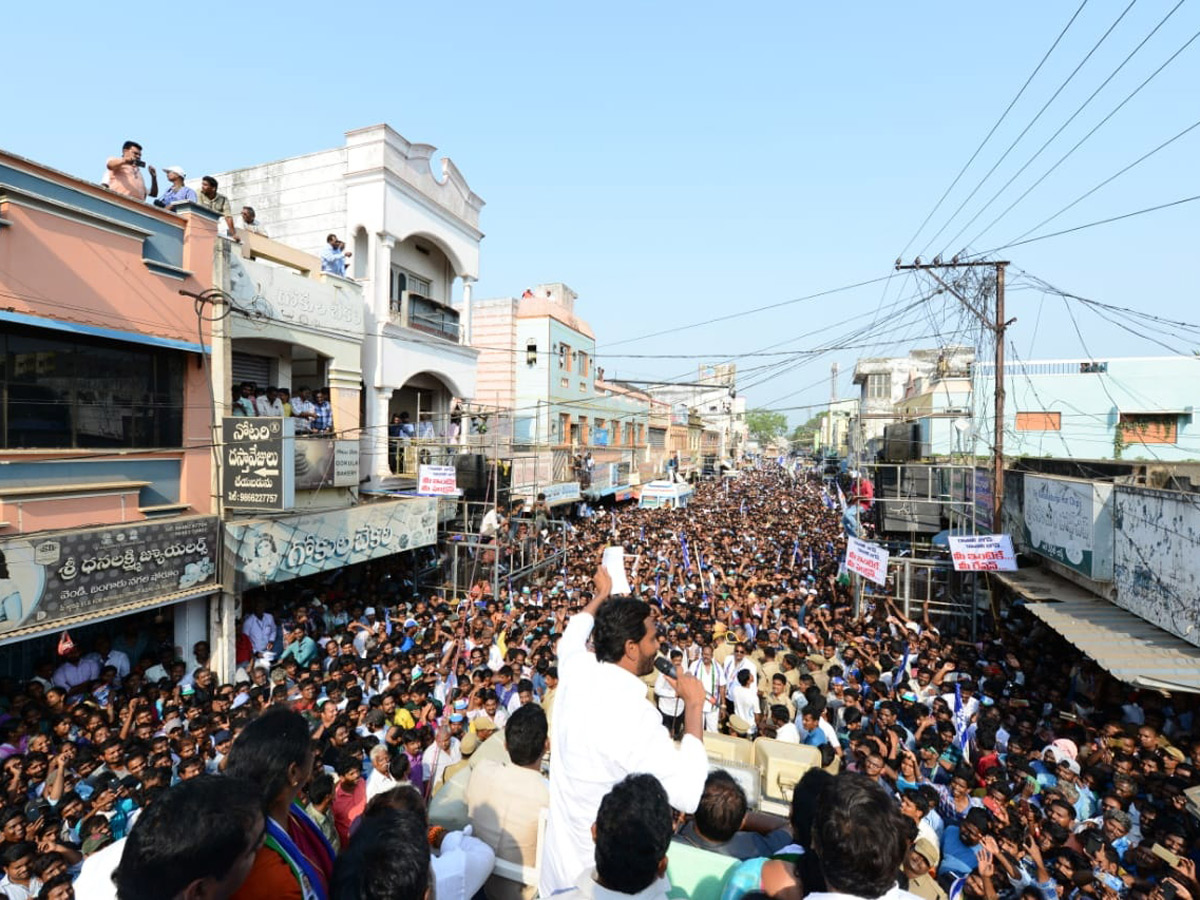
[541,592,707,896]
[255,392,284,417]
[689,652,726,732]
[242,609,277,657]
[84,645,131,682]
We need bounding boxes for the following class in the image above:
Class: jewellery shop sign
[222,417,296,511]
[0,516,220,640]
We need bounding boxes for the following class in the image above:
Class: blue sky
[7,1,1198,425]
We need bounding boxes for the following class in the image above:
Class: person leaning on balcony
[321,234,351,276]
[277,387,293,417]
[154,165,197,210]
[103,140,158,201]
[291,388,316,434]
[197,176,238,240]
[313,389,333,434]
[239,206,268,237]
[256,386,284,417]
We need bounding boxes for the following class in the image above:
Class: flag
[679,533,692,573]
[953,682,970,749]
[822,487,835,511]
[895,642,910,696]
[836,482,847,512]
[639,525,644,544]
[740,500,746,515]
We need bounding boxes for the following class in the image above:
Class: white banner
[948,534,1017,572]
[846,536,889,586]
[417,464,460,495]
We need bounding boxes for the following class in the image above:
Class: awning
[997,570,1200,693]
[0,584,221,648]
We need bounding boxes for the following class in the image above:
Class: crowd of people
[0,465,1197,900]
[229,382,335,434]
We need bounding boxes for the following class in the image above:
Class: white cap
[164,165,186,178]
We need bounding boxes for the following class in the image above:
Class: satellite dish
[952,418,971,434]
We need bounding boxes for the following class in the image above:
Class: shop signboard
[226,498,438,588]
[947,534,1018,571]
[0,517,220,640]
[222,417,295,510]
[1022,475,1113,580]
[293,437,359,490]
[845,537,889,587]
[417,465,460,495]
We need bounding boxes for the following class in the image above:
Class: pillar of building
[461,276,475,346]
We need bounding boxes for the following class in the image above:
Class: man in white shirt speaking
[541,559,708,896]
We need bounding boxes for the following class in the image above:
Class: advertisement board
[846,536,889,587]
[1113,486,1200,648]
[0,517,219,639]
[1022,475,1113,580]
[222,417,295,510]
[948,534,1018,571]
[225,498,438,588]
[293,437,359,490]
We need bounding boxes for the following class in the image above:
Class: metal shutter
[231,352,272,388]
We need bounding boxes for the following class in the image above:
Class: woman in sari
[227,707,335,900]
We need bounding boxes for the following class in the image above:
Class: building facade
[973,356,1200,463]
[0,150,222,673]
[213,124,484,485]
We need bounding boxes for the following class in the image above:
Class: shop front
[0,516,220,676]
[223,497,439,592]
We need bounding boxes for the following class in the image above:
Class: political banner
[845,536,889,587]
[948,534,1018,572]
[417,464,460,495]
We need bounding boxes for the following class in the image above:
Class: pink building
[0,150,221,672]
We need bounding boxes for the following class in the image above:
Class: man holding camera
[104,140,158,202]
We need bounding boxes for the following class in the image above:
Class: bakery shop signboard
[293,437,359,490]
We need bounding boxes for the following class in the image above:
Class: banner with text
[948,534,1018,571]
[417,465,460,495]
[225,498,438,588]
[0,517,219,639]
[845,537,889,586]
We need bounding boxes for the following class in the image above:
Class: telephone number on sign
[229,491,279,503]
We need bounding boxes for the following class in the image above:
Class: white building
[645,365,746,464]
[214,124,484,484]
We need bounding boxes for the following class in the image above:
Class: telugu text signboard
[846,537,889,587]
[0,517,220,640]
[1023,475,1113,581]
[222,417,295,510]
[417,464,460,495]
[225,498,438,588]
[948,534,1017,571]
[973,468,994,531]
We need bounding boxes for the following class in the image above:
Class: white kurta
[540,611,708,896]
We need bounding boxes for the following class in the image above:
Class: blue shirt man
[321,233,351,276]
[313,391,333,433]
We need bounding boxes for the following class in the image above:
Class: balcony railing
[388,291,460,342]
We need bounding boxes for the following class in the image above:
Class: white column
[361,235,396,484]
[461,276,475,345]
[174,596,209,669]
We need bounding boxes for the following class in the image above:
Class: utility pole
[894,259,1011,531]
